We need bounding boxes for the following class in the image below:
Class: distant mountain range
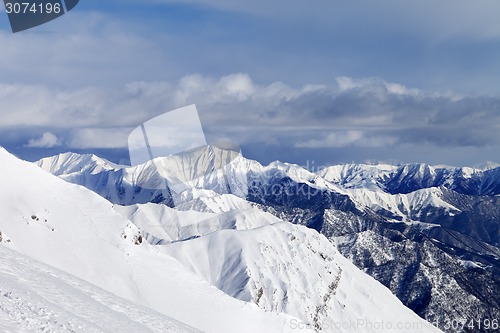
[35,145,500,333]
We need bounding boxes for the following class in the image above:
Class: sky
[0,0,499,168]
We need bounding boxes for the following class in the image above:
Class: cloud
[68,128,130,149]
[295,131,364,148]
[24,132,62,148]
[295,131,397,149]
[1,73,499,166]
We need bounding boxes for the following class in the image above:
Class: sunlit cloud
[24,132,62,148]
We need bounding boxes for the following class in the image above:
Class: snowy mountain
[35,147,499,333]
[1,147,312,333]
[37,146,253,206]
[0,146,440,332]
[254,162,500,333]
[37,151,123,176]
[319,162,500,196]
[162,221,434,333]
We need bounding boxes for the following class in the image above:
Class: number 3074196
[5,2,62,14]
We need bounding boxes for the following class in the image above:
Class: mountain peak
[37,151,122,176]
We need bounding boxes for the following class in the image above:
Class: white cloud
[68,128,130,149]
[335,77,422,97]
[24,132,62,148]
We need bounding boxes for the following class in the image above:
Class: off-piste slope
[0,147,313,333]
[0,244,201,333]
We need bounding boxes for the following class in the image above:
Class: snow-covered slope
[36,146,254,206]
[319,162,500,196]
[0,245,200,333]
[115,199,280,244]
[318,164,397,190]
[163,221,440,333]
[37,152,122,176]
[113,193,440,332]
[0,147,315,333]
[34,147,350,208]
[345,187,460,222]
